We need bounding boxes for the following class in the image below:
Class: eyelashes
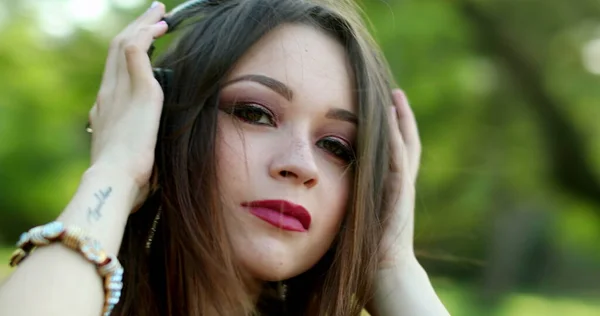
[316,137,355,164]
[221,102,355,164]
[221,103,277,126]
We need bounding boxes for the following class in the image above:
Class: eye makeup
[220,102,277,127]
[219,83,356,166]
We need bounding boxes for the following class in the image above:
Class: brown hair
[114,0,395,315]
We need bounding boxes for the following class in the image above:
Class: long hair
[114,0,396,315]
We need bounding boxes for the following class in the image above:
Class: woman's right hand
[88,2,168,201]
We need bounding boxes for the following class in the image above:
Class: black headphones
[86,0,220,134]
[149,0,217,97]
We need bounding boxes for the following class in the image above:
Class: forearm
[0,165,139,316]
[368,258,450,316]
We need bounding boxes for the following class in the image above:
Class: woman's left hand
[368,90,451,316]
[379,89,422,269]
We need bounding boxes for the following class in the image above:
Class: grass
[0,247,14,282]
[433,278,600,316]
[1,247,599,315]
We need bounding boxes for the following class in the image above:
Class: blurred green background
[1,0,599,315]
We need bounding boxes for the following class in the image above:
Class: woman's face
[216,23,356,281]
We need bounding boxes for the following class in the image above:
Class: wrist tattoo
[87,187,113,223]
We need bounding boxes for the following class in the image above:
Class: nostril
[304,179,317,188]
[280,170,299,178]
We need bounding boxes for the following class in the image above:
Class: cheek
[314,170,353,242]
[216,116,248,182]
[324,167,353,211]
[215,117,247,207]
[215,115,268,206]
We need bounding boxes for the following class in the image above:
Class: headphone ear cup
[153,68,174,102]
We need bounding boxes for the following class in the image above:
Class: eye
[223,103,275,126]
[317,137,355,164]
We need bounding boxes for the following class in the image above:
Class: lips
[241,200,311,232]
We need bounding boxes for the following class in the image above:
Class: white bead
[110,290,121,299]
[16,232,29,248]
[107,282,123,291]
[110,273,123,282]
[29,226,50,245]
[42,221,64,239]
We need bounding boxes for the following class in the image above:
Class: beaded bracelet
[9,221,123,316]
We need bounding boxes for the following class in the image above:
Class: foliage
[1,0,599,313]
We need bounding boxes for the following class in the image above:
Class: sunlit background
[1,0,599,315]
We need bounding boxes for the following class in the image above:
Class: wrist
[378,245,417,271]
[376,255,423,280]
[84,163,142,198]
[369,258,449,316]
[86,161,141,181]
[52,165,142,253]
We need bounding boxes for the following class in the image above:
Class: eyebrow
[224,74,294,101]
[224,74,358,125]
[326,108,358,125]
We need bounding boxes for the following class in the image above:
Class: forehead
[226,23,356,113]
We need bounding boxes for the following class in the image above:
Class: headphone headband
[151,0,215,99]
[163,0,208,32]
[165,0,208,25]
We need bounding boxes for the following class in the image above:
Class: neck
[240,271,265,304]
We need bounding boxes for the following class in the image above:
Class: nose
[269,138,319,189]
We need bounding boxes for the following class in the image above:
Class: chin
[231,233,322,282]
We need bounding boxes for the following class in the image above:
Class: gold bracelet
[9,222,124,316]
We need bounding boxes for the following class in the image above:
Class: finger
[115,2,166,93]
[387,106,409,176]
[392,89,421,155]
[125,21,169,92]
[89,103,98,120]
[99,34,123,98]
[88,103,99,133]
[134,1,166,26]
[392,89,421,181]
[100,2,164,97]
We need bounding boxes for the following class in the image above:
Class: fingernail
[150,1,159,9]
[392,89,404,98]
[156,20,168,27]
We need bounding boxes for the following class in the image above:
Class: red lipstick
[241,200,311,232]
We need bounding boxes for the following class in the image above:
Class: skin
[0,3,449,315]
[216,24,356,282]
[0,4,168,315]
[367,90,450,315]
[213,23,449,316]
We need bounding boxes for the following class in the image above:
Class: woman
[0,0,449,315]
